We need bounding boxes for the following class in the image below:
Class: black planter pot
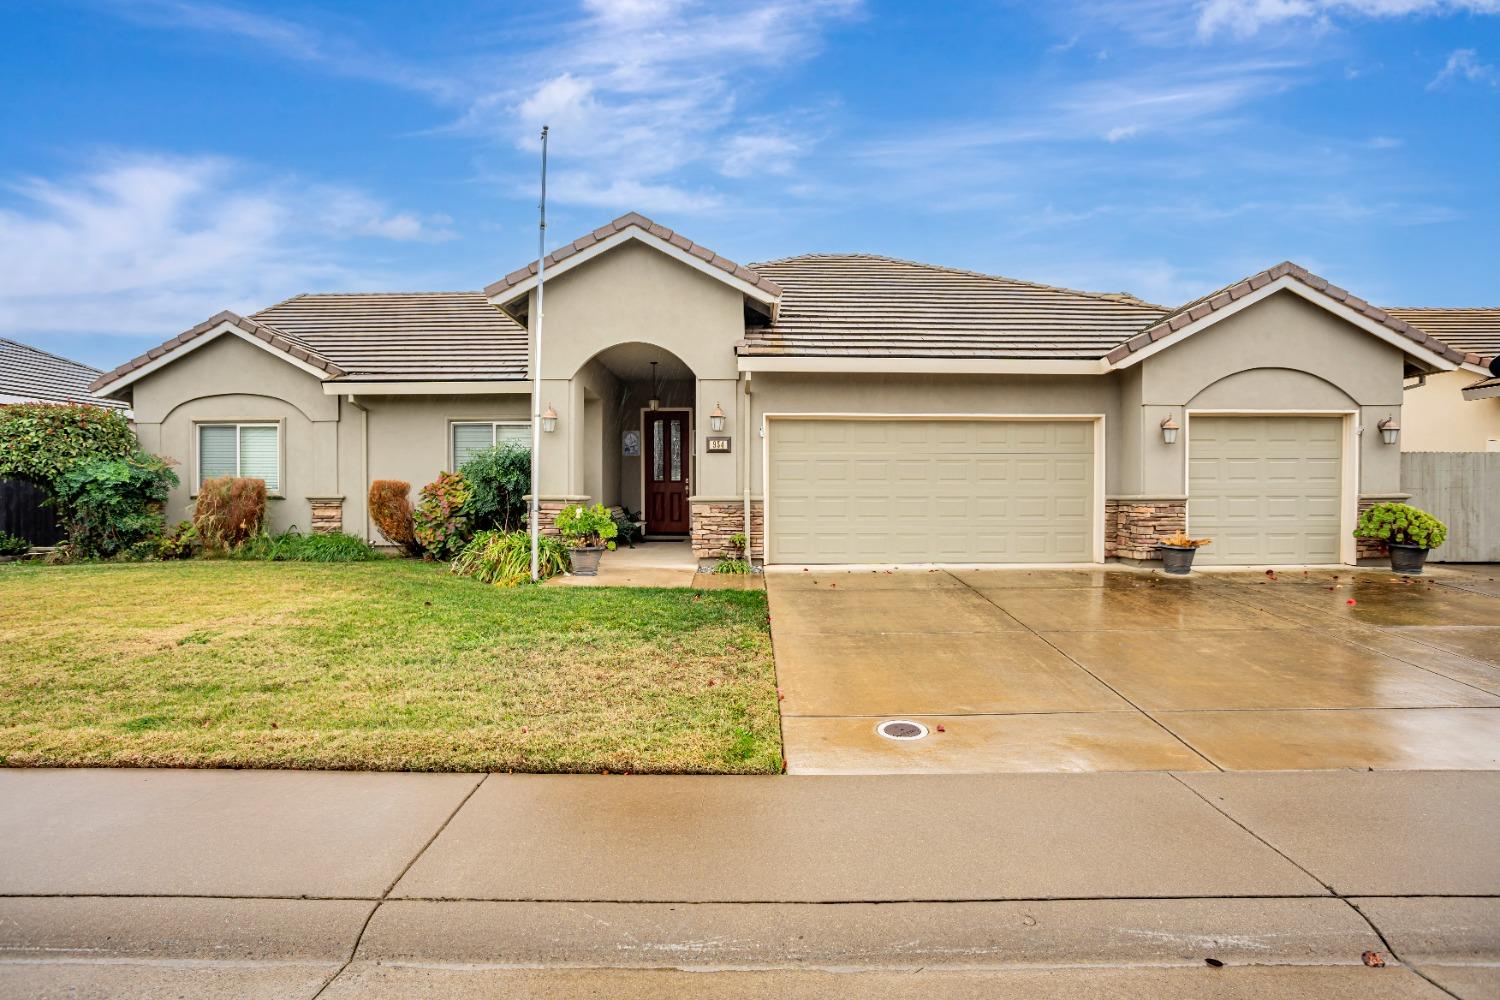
[1388,542,1429,575]
[1158,545,1198,575]
[569,545,606,576]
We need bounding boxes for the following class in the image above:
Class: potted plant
[554,502,618,576]
[1354,502,1447,574]
[1157,533,1212,575]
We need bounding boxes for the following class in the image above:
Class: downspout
[345,394,370,542]
[742,371,753,569]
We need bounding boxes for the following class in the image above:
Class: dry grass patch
[0,560,780,773]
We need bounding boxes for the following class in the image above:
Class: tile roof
[739,254,1169,359]
[1104,262,1469,367]
[2,338,127,408]
[251,292,526,381]
[1384,307,1499,367]
[484,211,782,301]
[90,311,346,393]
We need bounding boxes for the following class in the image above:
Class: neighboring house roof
[2,337,128,408]
[91,311,346,394]
[740,254,1169,359]
[1462,374,1500,401]
[252,292,527,382]
[484,211,782,307]
[1384,307,1499,368]
[1104,262,1467,369]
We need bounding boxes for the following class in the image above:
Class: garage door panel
[1189,416,1343,566]
[769,418,1095,564]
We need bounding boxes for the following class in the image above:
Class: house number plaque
[706,436,732,453]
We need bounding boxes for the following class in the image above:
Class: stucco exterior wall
[527,239,748,504]
[1135,290,1408,498]
[128,334,340,533]
[1401,369,1500,452]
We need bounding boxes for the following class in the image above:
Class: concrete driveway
[769,565,1500,773]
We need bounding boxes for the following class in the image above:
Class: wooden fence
[1401,452,1500,563]
[0,477,62,547]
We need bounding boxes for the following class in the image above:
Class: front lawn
[0,560,781,773]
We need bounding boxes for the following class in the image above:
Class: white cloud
[473,0,860,211]
[1196,0,1500,40]
[0,153,449,338]
[1428,48,1497,88]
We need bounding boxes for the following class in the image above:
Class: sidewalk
[0,768,1495,998]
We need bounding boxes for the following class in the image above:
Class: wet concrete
[391,773,1323,900]
[770,567,1500,773]
[315,964,1455,999]
[783,713,1213,773]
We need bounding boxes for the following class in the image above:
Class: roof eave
[1105,271,1462,374]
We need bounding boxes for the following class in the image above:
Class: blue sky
[1,0,1497,369]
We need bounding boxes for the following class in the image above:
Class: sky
[1,0,1497,369]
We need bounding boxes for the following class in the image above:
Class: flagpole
[530,125,548,583]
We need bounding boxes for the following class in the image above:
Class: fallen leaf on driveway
[1205,958,1224,968]
[935,724,946,732]
[1347,599,1357,606]
[1362,951,1386,968]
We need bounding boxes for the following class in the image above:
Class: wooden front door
[644,410,690,534]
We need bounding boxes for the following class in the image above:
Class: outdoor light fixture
[541,404,558,433]
[1378,416,1400,446]
[1160,415,1180,445]
[709,403,726,432]
[648,361,661,411]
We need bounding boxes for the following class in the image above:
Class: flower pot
[1388,542,1429,575]
[569,545,606,576]
[1157,544,1198,575]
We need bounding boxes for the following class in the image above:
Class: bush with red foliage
[369,479,423,556]
[194,476,267,551]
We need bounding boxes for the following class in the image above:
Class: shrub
[0,532,30,557]
[554,503,618,549]
[51,450,178,558]
[460,444,531,532]
[1354,502,1447,549]
[369,479,423,555]
[155,520,197,560]
[234,529,382,562]
[451,529,569,586]
[0,403,135,488]
[1159,533,1212,548]
[713,558,750,575]
[194,477,268,551]
[413,471,473,559]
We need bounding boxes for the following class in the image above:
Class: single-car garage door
[1188,415,1344,565]
[767,418,1095,564]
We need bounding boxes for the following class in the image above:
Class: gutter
[742,372,753,568]
[346,394,370,542]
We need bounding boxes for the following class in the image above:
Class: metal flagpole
[530,125,548,583]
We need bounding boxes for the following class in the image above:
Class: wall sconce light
[541,404,558,434]
[1160,415,1180,445]
[709,403,726,433]
[1378,416,1400,446]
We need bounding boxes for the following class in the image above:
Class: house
[89,212,1486,568]
[1384,309,1500,453]
[1,337,128,409]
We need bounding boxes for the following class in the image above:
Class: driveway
[768,565,1500,773]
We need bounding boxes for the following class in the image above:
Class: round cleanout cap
[877,720,929,741]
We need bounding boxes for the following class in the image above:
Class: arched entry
[576,343,697,537]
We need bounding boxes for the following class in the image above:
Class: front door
[644,410,690,534]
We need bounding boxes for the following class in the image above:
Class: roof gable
[484,211,782,309]
[1104,262,1465,373]
[90,311,345,396]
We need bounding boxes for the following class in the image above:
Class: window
[199,423,279,492]
[452,421,531,468]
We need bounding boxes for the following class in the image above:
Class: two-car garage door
[767,418,1095,564]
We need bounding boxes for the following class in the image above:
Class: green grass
[0,560,781,773]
